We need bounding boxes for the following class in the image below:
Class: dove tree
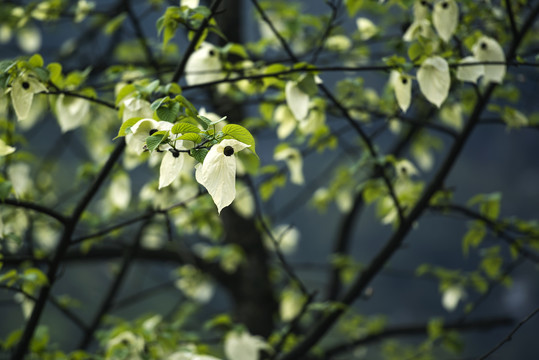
[1,1,539,360]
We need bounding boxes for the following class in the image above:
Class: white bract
[159,146,187,189]
[181,0,200,8]
[10,73,47,120]
[433,0,458,42]
[107,172,131,210]
[456,56,485,84]
[274,105,296,139]
[127,118,173,155]
[0,139,16,156]
[56,94,90,132]
[413,0,431,21]
[16,25,41,53]
[224,331,271,360]
[472,36,506,84]
[403,19,436,42]
[185,42,224,86]
[417,56,450,108]
[390,71,412,113]
[195,139,250,213]
[122,97,153,122]
[285,81,310,121]
[274,147,304,185]
[280,287,303,321]
[356,17,378,40]
[442,285,466,311]
[168,351,220,360]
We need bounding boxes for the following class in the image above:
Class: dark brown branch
[504,0,519,42]
[12,139,126,360]
[0,199,68,224]
[78,218,150,349]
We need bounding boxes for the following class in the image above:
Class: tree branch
[78,218,150,349]
[476,307,539,360]
[0,199,68,224]
[11,139,126,360]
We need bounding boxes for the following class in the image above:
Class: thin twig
[476,307,539,360]
[0,199,68,224]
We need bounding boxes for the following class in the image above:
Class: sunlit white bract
[472,36,506,84]
[391,71,412,113]
[433,0,458,42]
[0,139,16,156]
[10,73,47,120]
[56,94,90,133]
[224,331,270,360]
[127,118,173,155]
[195,139,250,213]
[185,42,224,86]
[417,56,450,108]
[456,56,485,84]
[285,81,310,121]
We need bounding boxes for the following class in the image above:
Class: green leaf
[115,117,143,139]
[190,148,209,163]
[176,133,202,143]
[210,116,227,126]
[297,74,318,96]
[150,97,169,112]
[171,122,201,134]
[28,54,44,68]
[146,133,167,151]
[47,62,62,85]
[0,178,12,200]
[344,0,364,16]
[23,268,48,286]
[104,13,127,35]
[462,221,486,256]
[115,84,136,105]
[222,43,249,59]
[0,269,18,284]
[156,102,180,123]
[221,124,256,155]
[175,95,197,116]
[3,329,22,349]
[427,318,444,340]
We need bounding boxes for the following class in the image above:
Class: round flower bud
[223,146,234,156]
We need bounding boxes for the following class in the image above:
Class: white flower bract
[433,0,458,43]
[472,36,506,84]
[417,56,450,108]
[185,42,224,86]
[356,17,378,40]
[224,331,270,360]
[456,56,485,84]
[274,147,304,185]
[285,81,310,121]
[391,70,412,113]
[56,94,90,133]
[0,139,16,156]
[195,139,250,213]
[127,118,173,155]
[159,149,186,189]
[10,73,47,121]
